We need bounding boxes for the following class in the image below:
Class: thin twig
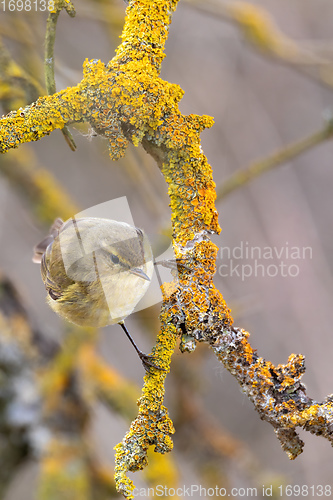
[44,8,76,151]
[183,0,333,91]
[216,117,333,201]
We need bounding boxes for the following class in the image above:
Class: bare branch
[216,116,333,201]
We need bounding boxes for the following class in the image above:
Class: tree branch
[216,116,333,201]
[44,1,77,151]
[1,1,333,498]
[184,0,333,90]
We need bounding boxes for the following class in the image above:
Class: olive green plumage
[33,217,153,327]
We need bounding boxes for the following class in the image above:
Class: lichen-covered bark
[1,1,333,498]
[114,321,177,498]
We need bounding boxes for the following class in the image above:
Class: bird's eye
[110,254,119,264]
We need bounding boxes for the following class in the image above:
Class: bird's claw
[139,352,167,374]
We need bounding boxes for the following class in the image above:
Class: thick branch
[209,326,333,459]
[0,85,83,153]
[114,321,176,498]
[1,0,332,496]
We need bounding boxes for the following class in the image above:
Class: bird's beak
[130,268,150,281]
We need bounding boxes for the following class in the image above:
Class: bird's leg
[118,322,166,374]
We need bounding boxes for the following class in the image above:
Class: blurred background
[1,0,333,498]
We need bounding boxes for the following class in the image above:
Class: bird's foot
[138,352,167,374]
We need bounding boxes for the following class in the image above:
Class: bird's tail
[32,218,64,263]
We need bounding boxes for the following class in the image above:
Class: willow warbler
[33,217,163,372]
